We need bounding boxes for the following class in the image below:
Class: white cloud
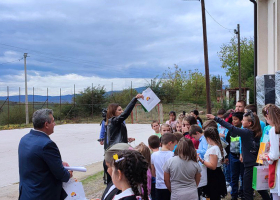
[0,72,149,96]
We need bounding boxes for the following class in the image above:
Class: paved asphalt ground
[0,123,152,188]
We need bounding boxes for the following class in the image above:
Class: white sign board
[138,88,160,112]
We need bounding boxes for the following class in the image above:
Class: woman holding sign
[106,94,144,148]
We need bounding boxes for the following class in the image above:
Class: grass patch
[81,171,104,185]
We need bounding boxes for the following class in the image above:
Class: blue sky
[0,0,254,96]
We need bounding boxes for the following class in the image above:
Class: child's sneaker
[227,185,232,193]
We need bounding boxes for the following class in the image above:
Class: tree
[218,36,254,103]
[210,75,222,101]
[160,64,187,103]
[58,85,106,119]
[180,69,206,105]
[106,88,138,108]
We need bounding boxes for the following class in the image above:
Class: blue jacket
[18,129,70,200]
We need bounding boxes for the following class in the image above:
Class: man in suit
[18,109,72,200]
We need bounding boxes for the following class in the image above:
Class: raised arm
[112,94,144,124]
[206,114,249,138]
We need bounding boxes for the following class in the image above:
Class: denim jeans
[229,153,244,198]
[223,162,231,183]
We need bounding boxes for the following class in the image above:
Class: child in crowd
[148,135,160,153]
[245,104,266,132]
[173,132,184,152]
[163,138,201,200]
[189,125,208,160]
[198,127,227,200]
[224,112,244,199]
[190,110,203,128]
[182,115,199,149]
[151,120,161,138]
[135,143,152,197]
[112,150,149,200]
[102,143,131,200]
[261,107,272,143]
[216,109,231,191]
[166,111,177,132]
[202,120,217,130]
[175,121,182,133]
[148,135,160,200]
[160,124,172,135]
[175,113,184,133]
[207,111,270,200]
[189,124,208,199]
[217,109,228,139]
[151,133,177,200]
[261,104,280,200]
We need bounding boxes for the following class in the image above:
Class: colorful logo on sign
[71,192,77,197]
[146,97,150,101]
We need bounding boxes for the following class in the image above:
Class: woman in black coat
[106,94,143,148]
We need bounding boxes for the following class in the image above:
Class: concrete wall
[257,0,280,75]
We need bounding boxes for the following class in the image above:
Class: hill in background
[0,87,147,103]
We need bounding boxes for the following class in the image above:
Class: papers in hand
[138,87,160,112]
[64,166,87,172]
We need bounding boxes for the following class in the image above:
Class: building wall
[258,0,269,75]
[257,0,280,75]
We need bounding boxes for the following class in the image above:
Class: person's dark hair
[183,115,197,125]
[191,110,199,116]
[135,142,151,169]
[161,133,177,145]
[106,103,120,125]
[202,120,217,130]
[169,111,176,118]
[32,109,53,129]
[173,132,184,142]
[243,110,262,138]
[217,108,226,116]
[204,127,224,161]
[191,110,203,125]
[148,135,160,149]
[113,150,148,200]
[237,100,246,107]
[189,124,203,137]
[223,111,231,119]
[174,137,197,162]
[151,120,159,127]
[232,112,244,121]
[245,104,257,113]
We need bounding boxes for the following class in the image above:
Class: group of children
[101,104,280,200]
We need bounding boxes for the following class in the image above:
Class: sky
[0,0,254,96]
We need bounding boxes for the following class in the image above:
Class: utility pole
[24,53,29,124]
[235,24,242,100]
[201,0,211,114]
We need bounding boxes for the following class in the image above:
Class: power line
[204,8,235,33]
[0,57,23,65]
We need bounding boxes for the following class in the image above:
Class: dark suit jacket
[18,129,70,200]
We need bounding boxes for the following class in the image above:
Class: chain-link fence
[0,86,107,127]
